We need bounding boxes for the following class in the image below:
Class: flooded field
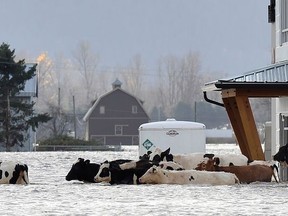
[0,144,286,216]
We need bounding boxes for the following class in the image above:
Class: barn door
[279,113,288,181]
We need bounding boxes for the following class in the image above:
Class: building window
[281,0,288,44]
[132,105,138,114]
[115,125,123,135]
[100,106,105,114]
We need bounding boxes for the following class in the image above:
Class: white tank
[138,118,206,156]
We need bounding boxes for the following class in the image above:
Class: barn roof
[83,85,148,122]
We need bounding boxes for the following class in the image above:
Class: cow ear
[78,158,84,162]
[85,160,90,164]
[100,160,108,165]
[164,148,170,155]
[15,164,20,172]
[161,148,170,160]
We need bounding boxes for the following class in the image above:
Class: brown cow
[195,157,278,184]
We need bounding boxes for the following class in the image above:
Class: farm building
[83,79,149,146]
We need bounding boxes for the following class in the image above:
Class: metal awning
[201,60,288,161]
[203,60,288,92]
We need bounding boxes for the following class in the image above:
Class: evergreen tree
[0,42,51,151]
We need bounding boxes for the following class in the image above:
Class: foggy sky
[0,0,270,77]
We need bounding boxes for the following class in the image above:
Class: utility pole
[5,89,11,151]
[73,95,77,139]
[58,87,61,108]
[194,101,197,122]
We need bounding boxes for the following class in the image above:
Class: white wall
[272,0,288,158]
[274,0,288,61]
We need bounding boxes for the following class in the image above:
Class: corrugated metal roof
[203,60,288,92]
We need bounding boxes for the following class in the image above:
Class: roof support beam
[222,89,265,160]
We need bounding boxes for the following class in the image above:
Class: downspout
[203,91,225,107]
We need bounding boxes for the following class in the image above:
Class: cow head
[273,143,288,166]
[94,161,111,183]
[66,158,90,181]
[138,165,159,184]
[195,158,219,171]
[10,163,29,185]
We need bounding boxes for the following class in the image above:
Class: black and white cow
[140,148,170,163]
[94,157,185,185]
[152,148,248,169]
[0,161,29,184]
[65,158,100,183]
[94,159,135,184]
[274,143,288,166]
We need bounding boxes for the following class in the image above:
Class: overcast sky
[0,0,270,77]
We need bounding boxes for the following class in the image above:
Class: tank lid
[139,118,205,130]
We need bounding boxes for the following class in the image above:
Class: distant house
[83,79,150,146]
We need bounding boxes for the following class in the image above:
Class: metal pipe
[203,91,225,107]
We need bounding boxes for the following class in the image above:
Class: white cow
[139,166,239,185]
[0,161,29,184]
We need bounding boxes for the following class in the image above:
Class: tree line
[0,42,271,149]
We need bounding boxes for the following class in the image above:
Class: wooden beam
[222,90,265,160]
[222,97,250,157]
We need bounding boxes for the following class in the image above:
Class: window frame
[132,105,138,114]
[100,106,105,114]
[115,125,123,135]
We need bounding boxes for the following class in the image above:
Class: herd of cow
[2,143,288,185]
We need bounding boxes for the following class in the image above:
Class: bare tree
[37,103,70,139]
[157,52,202,117]
[72,41,100,106]
[121,54,144,97]
[178,52,202,104]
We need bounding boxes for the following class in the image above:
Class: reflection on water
[0,144,286,216]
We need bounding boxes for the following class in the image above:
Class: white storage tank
[138,118,206,156]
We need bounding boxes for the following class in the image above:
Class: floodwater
[0,144,287,216]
